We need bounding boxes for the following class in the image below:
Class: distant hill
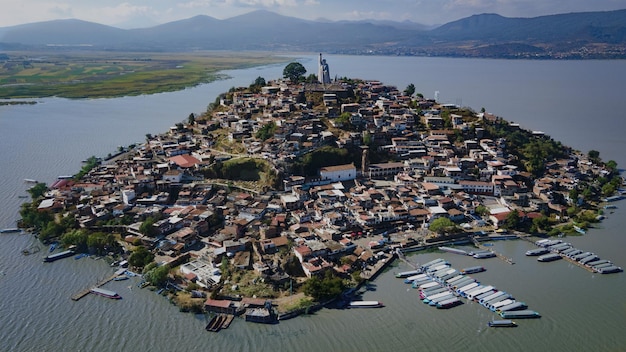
[1,9,626,58]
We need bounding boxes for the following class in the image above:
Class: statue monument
[318,53,331,85]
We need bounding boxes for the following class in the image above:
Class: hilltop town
[21,57,622,323]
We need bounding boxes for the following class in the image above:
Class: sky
[1,0,626,28]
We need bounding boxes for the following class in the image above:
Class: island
[17,59,623,327]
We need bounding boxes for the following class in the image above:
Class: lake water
[1,55,625,352]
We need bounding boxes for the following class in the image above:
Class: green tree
[302,271,345,302]
[588,150,600,161]
[569,188,580,204]
[305,74,318,83]
[605,160,618,172]
[27,183,48,199]
[129,246,154,268]
[502,211,521,230]
[474,205,490,217]
[253,76,266,87]
[283,62,306,82]
[144,264,170,287]
[139,217,158,237]
[429,217,457,234]
[404,83,416,96]
[188,113,195,125]
[60,229,89,251]
[255,121,277,141]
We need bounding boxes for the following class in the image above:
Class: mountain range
[1,9,626,59]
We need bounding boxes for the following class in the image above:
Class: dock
[71,269,126,301]
[471,236,515,265]
[396,249,419,271]
[206,314,234,332]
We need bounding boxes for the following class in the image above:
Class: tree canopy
[429,217,458,234]
[302,271,345,302]
[404,83,416,96]
[129,246,154,268]
[283,62,306,82]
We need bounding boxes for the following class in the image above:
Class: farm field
[0,51,288,99]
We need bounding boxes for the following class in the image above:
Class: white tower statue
[318,53,331,85]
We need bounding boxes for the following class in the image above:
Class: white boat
[348,301,384,308]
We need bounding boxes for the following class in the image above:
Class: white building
[319,164,356,182]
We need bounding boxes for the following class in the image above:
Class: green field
[0,51,290,99]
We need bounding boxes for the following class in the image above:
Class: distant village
[29,55,620,322]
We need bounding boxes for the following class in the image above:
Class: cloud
[345,10,394,21]
[79,2,156,26]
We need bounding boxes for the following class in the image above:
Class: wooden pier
[71,269,126,301]
[396,249,419,270]
[471,237,515,265]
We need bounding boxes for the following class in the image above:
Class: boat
[525,248,550,256]
[23,179,37,183]
[436,297,462,309]
[419,281,440,290]
[592,263,614,270]
[423,291,453,303]
[488,320,517,327]
[537,253,562,262]
[438,246,469,256]
[451,278,475,289]
[113,276,129,281]
[482,293,511,308]
[466,285,494,300]
[420,287,448,298]
[74,253,88,260]
[473,251,496,259]
[536,239,561,247]
[457,282,479,296]
[428,294,455,306]
[461,266,486,274]
[404,273,428,283]
[571,252,593,261]
[549,243,572,252]
[427,264,450,273]
[206,314,225,332]
[90,287,122,299]
[445,275,465,284]
[560,247,579,256]
[585,259,609,267]
[348,301,384,308]
[43,249,75,262]
[490,299,515,311]
[396,270,421,278]
[596,266,623,274]
[499,310,541,319]
[420,258,447,269]
[0,228,21,233]
[479,291,507,304]
[49,242,58,253]
[497,301,527,312]
[579,255,599,264]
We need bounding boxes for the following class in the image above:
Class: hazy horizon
[1,1,625,29]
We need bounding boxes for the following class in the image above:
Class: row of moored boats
[530,239,623,274]
[397,258,541,320]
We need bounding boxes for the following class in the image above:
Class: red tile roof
[169,154,200,168]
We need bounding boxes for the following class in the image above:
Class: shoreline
[13,68,623,327]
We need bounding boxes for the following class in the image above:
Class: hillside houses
[33,75,615,300]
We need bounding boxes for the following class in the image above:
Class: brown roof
[204,299,232,308]
[169,154,200,168]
